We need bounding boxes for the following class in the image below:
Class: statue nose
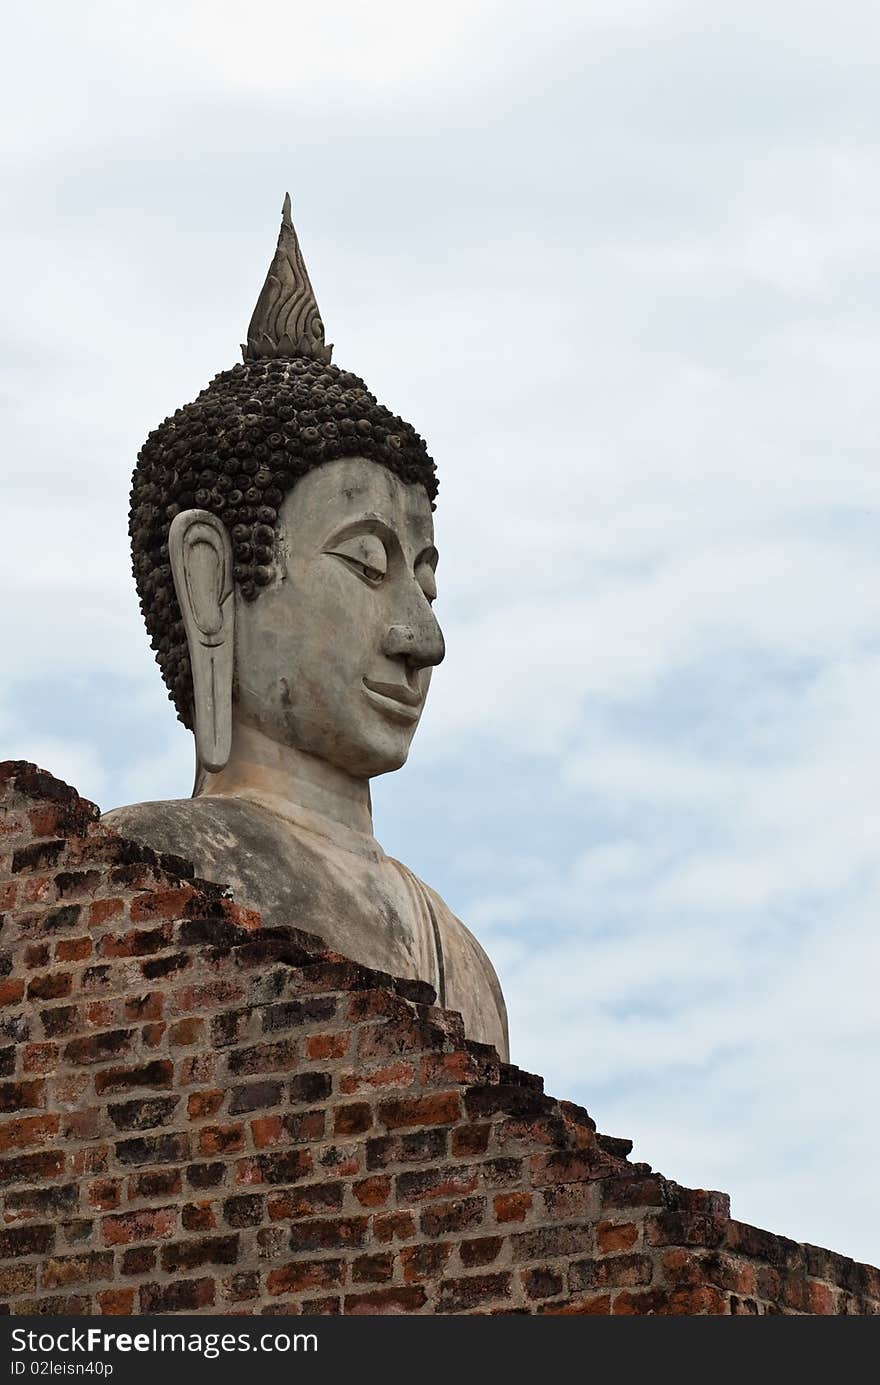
[382,618,445,670]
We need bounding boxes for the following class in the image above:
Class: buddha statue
[103,195,509,1059]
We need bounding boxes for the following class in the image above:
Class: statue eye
[417,562,437,603]
[327,534,388,585]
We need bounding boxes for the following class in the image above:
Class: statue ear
[169,509,234,774]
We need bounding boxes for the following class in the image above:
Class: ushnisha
[104,196,508,1058]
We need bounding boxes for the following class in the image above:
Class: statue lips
[362,677,422,723]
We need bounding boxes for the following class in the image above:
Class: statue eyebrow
[322,515,396,548]
[415,545,439,570]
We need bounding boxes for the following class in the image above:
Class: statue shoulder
[101,795,277,864]
[418,876,496,973]
[390,862,510,1061]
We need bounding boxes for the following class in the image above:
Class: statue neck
[197,720,374,837]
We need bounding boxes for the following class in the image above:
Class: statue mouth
[362,678,422,722]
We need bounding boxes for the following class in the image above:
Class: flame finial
[242,193,332,362]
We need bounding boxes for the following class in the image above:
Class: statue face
[232,456,444,778]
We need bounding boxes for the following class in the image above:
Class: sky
[2,1,879,1265]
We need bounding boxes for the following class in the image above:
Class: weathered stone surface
[103,202,507,1058]
[104,462,506,1057]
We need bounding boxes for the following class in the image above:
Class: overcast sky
[3,1,880,1266]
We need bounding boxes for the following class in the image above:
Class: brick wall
[0,760,877,1316]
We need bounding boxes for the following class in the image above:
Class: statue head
[130,196,444,781]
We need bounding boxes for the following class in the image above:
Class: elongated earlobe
[169,510,234,774]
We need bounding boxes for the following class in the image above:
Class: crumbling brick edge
[0,760,877,1316]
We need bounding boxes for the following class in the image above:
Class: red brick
[88,899,124,926]
[0,1113,59,1152]
[437,1273,510,1313]
[318,1144,360,1177]
[396,1165,479,1202]
[97,1289,135,1314]
[378,1092,461,1130]
[522,1266,564,1300]
[612,1290,671,1315]
[601,1175,666,1209]
[22,876,54,904]
[27,972,72,1001]
[187,1089,225,1120]
[63,1030,134,1065]
[283,1217,368,1251]
[452,1124,491,1157]
[0,1078,45,1111]
[570,1254,652,1290]
[222,1271,260,1302]
[71,1145,109,1176]
[52,1073,88,1106]
[344,1286,427,1314]
[666,1288,727,1315]
[460,1236,503,1268]
[0,979,25,1007]
[41,1251,113,1288]
[63,1108,103,1140]
[494,1191,532,1224]
[339,1062,415,1094]
[420,1197,485,1238]
[251,1116,283,1149]
[282,1109,325,1142]
[120,1246,156,1276]
[345,989,410,1023]
[88,1178,121,1211]
[139,1277,215,1312]
[55,937,92,962]
[289,1072,332,1105]
[530,1148,613,1186]
[27,805,68,838]
[99,926,173,960]
[334,1102,372,1135]
[352,1175,391,1208]
[85,1001,116,1028]
[95,1061,173,1094]
[142,1022,166,1048]
[124,992,164,1022]
[400,1242,452,1282]
[234,1150,313,1186]
[645,1211,726,1249]
[0,1265,37,1295]
[807,1280,836,1314]
[170,1017,205,1047]
[267,1260,344,1294]
[129,887,196,922]
[598,1220,639,1253]
[198,1124,245,1156]
[351,1253,394,1284]
[102,1207,178,1246]
[172,980,245,1014]
[542,1294,612,1316]
[373,1212,416,1244]
[0,1224,55,1257]
[266,1184,343,1220]
[160,1233,236,1271]
[226,1039,296,1075]
[306,1033,349,1060]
